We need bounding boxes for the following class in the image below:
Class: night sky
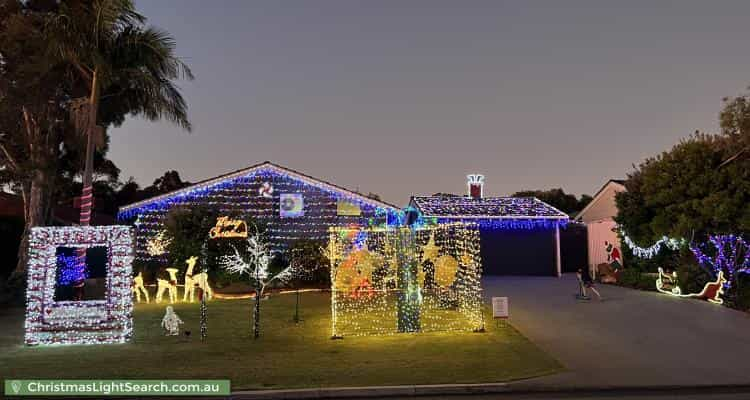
[110,1,750,206]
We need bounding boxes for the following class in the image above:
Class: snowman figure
[161,305,183,336]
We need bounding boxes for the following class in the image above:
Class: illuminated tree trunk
[78,69,100,227]
[396,228,420,332]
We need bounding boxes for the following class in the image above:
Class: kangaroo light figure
[183,256,213,302]
[132,271,150,303]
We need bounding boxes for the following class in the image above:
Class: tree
[718,89,750,167]
[45,0,193,229]
[288,239,329,323]
[0,0,74,284]
[138,170,191,200]
[163,206,220,273]
[220,229,293,339]
[288,239,330,286]
[616,133,750,245]
[162,206,255,287]
[112,171,192,212]
[2,0,193,283]
[511,188,591,215]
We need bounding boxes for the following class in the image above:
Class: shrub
[732,274,750,311]
[618,269,640,288]
[636,273,657,291]
[676,259,714,295]
[163,206,261,287]
[287,239,330,288]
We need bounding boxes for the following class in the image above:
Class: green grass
[0,293,562,390]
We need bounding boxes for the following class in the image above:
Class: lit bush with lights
[328,223,484,337]
[24,226,134,345]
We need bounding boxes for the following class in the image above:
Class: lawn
[0,292,562,390]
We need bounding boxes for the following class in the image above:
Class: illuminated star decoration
[146,231,171,256]
[420,233,441,264]
[461,253,474,267]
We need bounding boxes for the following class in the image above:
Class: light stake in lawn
[200,240,208,341]
[220,228,293,339]
[200,288,207,341]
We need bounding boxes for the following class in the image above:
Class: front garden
[0,292,562,390]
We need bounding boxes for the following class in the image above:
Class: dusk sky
[111,1,750,206]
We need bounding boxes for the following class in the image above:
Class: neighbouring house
[117,161,401,262]
[408,176,570,276]
[575,179,626,276]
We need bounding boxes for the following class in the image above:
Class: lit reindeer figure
[156,268,179,303]
[132,271,150,303]
[183,256,213,302]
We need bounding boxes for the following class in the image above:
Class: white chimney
[467,174,484,199]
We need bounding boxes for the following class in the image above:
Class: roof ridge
[118,161,398,215]
[411,195,568,219]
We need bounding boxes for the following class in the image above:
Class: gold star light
[420,233,441,263]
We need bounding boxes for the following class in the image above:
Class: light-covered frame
[329,223,484,337]
[24,226,135,345]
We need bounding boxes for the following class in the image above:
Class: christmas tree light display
[329,223,484,337]
[24,226,134,345]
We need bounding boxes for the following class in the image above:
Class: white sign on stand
[492,297,509,319]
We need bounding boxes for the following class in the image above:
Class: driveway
[483,274,750,388]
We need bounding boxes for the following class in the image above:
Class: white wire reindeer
[183,256,213,302]
[220,228,293,339]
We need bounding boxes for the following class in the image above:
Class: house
[575,179,626,274]
[117,161,401,261]
[409,176,569,276]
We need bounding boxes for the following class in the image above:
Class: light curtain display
[24,226,134,345]
[120,164,400,262]
[329,223,484,337]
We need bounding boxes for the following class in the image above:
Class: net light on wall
[328,222,484,338]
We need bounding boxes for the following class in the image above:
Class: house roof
[410,196,568,219]
[118,161,399,217]
[575,179,626,221]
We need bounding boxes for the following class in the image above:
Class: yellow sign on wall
[209,216,248,239]
[337,200,361,216]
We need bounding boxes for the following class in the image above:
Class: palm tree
[47,0,193,226]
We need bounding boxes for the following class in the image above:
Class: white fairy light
[329,222,484,337]
[219,229,293,339]
[619,228,686,259]
[24,226,135,346]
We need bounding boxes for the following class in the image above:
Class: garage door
[479,229,556,276]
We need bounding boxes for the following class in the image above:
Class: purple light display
[690,234,750,288]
